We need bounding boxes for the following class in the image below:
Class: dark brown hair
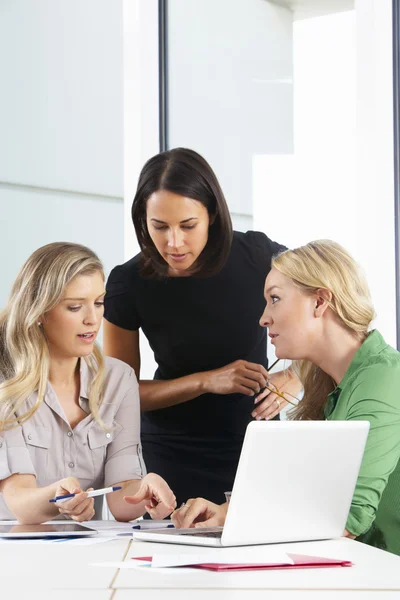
[131,148,233,277]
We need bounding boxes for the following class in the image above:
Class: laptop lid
[221,420,369,546]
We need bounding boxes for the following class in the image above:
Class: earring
[38,322,42,327]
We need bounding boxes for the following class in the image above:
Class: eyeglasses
[262,358,301,407]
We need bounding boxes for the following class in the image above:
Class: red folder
[134,554,352,571]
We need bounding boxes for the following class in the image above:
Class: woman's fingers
[57,491,88,513]
[173,502,205,528]
[124,475,176,514]
[251,391,288,420]
[57,492,94,519]
[194,516,222,528]
[239,367,268,392]
[171,498,222,529]
[147,502,175,520]
[71,504,96,523]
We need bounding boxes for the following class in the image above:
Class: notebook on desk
[133,420,369,547]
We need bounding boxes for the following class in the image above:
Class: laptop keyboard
[179,530,223,538]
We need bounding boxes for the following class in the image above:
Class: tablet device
[0,523,97,538]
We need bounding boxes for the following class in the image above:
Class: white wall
[355,0,396,346]
[122,0,159,261]
[0,0,124,310]
[167,0,294,226]
[254,2,396,346]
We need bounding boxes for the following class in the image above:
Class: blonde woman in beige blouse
[0,242,176,524]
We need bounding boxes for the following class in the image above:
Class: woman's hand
[123,473,177,519]
[171,498,228,529]
[343,529,356,539]
[55,477,95,522]
[251,369,302,421]
[202,360,269,396]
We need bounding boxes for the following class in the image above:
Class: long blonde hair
[0,242,106,430]
[272,240,376,420]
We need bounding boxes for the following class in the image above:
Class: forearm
[139,373,207,411]
[4,480,60,525]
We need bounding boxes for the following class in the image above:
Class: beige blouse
[0,357,146,519]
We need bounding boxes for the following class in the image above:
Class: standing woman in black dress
[103,148,301,507]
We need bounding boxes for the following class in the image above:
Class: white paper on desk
[0,538,58,545]
[55,536,117,546]
[91,561,150,568]
[76,519,135,538]
[150,548,294,568]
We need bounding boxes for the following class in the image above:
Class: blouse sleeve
[104,264,141,331]
[103,367,146,487]
[245,231,287,275]
[0,425,36,481]
[344,366,400,536]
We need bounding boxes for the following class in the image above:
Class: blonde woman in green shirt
[172,240,400,555]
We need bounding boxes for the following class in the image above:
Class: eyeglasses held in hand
[262,358,301,407]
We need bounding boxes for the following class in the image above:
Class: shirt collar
[325,329,386,417]
[44,358,92,417]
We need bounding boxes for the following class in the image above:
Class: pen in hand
[49,485,122,503]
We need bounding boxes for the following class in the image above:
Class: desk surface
[0,522,399,596]
[114,537,400,591]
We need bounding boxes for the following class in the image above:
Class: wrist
[196,371,210,394]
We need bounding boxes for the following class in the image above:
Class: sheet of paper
[81,519,134,536]
[91,561,150,569]
[150,547,293,568]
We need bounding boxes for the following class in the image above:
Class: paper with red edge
[133,553,352,570]
[133,548,294,568]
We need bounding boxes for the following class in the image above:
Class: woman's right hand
[54,477,95,522]
[171,498,228,529]
[202,360,268,396]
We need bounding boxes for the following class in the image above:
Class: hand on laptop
[171,498,228,528]
[123,473,177,519]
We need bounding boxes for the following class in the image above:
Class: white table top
[1,522,399,594]
[113,537,400,591]
[0,520,131,592]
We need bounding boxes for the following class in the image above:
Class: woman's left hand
[123,473,177,519]
[251,369,302,421]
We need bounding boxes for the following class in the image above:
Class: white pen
[49,485,122,503]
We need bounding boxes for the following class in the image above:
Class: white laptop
[133,420,369,547]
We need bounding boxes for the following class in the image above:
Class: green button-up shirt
[324,329,400,554]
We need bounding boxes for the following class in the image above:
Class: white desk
[114,537,400,592]
[0,520,130,595]
[0,523,399,597]
[0,538,129,592]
